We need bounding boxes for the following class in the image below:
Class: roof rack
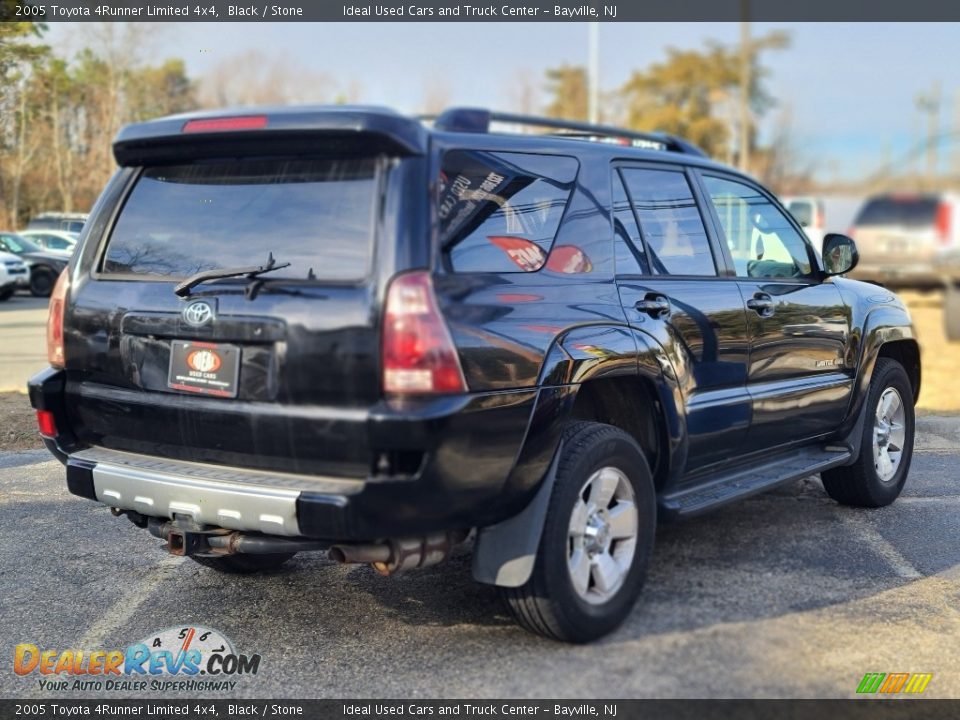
[426,107,707,158]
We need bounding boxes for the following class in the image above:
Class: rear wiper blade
[174,253,291,297]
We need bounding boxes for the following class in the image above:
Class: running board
[659,446,851,519]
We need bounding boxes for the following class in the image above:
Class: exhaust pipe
[329,530,467,576]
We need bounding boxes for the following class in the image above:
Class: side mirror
[822,233,859,276]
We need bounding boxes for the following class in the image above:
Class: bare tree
[198,50,335,108]
[506,68,539,115]
[420,73,452,115]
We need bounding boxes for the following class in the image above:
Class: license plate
[167,341,240,398]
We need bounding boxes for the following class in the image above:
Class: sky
[46,22,960,181]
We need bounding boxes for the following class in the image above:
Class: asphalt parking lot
[1,417,958,699]
[0,294,47,393]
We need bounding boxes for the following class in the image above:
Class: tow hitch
[143,515,327,557]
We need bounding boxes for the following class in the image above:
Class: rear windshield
[854,196,939,228]
[103,158,378,281]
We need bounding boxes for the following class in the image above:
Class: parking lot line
[835,511,923,580]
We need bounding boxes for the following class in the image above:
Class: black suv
[29,107,920,642]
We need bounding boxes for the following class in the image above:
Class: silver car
[849,192,959,288]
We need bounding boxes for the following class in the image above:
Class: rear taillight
[36,410,56,438]
[382,272,467,395]
[46,270,69,368]
[936,202,952,246]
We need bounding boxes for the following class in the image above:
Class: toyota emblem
[182,301,214,327]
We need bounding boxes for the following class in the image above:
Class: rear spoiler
[112,106,428,166]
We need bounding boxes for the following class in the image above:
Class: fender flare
[838,304,919,438]
[472,323,683,588]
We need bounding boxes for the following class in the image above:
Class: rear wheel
[0,287,12,301]
[821,358,914,507]
[30,267,56,297]
[189,553,296,574]
[500,421,656,643]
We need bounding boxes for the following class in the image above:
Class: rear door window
[439,150,577,273]
[103,158,378,281]
[612,170,648,275]
[620,167,716,276]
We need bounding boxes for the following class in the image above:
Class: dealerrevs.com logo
[14,626,261,693]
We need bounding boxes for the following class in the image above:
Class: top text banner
[10,0,960,22]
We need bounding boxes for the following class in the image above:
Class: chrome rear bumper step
[71,447,364,537]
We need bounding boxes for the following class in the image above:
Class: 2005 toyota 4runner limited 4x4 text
[30,107,920,642]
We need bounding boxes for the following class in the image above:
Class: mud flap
[471,443,561,588]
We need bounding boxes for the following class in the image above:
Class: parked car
[941,249,960,341]
[27,212,87,234]
[18,229,79,255]
[847,192,959,288]
[782,196,827,254]
[0,250,30,301]
[29,106,920,642]
[0,232,69,297]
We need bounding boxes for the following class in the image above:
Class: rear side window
[620,168,716,276]
[854,196,940,227]
[439,150,577,273]
[103,158,378,281]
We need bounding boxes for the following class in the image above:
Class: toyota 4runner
[29,106,920,642]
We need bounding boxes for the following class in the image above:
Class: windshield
[103,157,378,281]
[0,234,42,254]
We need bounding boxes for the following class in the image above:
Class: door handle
[746,292,775,317]
[635,294,671,319]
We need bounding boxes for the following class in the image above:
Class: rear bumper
[29,368,566,540]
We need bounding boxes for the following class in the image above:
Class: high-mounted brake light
[936,202,952,246]
[46,270,69,368]
[182,115,268,133]
[382,272,467,395]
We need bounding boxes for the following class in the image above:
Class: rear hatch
[63,109,427,477]
[850,194,949,264]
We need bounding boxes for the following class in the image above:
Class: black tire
[0,287,12,301]
[30,267,56,297]
[821,358,915,507]
[500,421,656,643]
[189,552,296,574]
[945,281,960,342]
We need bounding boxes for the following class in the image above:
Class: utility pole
[916,81,941,189]
[738,0,751,172]
[588,22,599,124]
